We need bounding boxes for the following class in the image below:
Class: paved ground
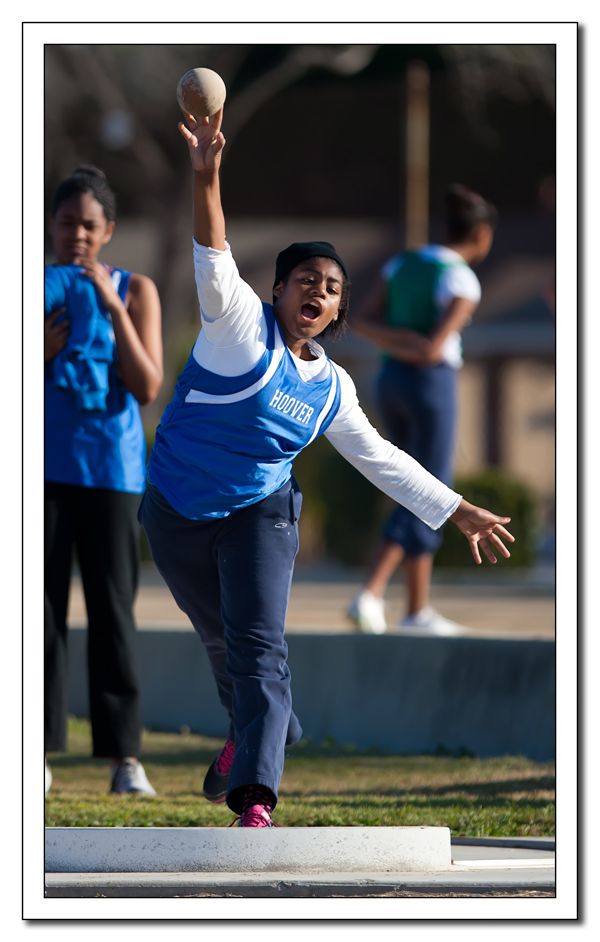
[68,563,554,639]
[45,839,555,898]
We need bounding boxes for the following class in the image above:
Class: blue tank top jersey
[44,264,146,493]
[148,304,342,520]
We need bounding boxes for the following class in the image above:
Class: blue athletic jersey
[148,304,341,519]
[44,264,146,493]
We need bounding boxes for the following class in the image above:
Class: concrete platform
[45,825,452,874]
[67,628,555,760]
[68,565,555,639]
[45,840,555,898]
[66,564,555,761]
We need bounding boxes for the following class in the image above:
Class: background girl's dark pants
[44,483,142,758]
[376,359,457,556]
[139,478,303,815]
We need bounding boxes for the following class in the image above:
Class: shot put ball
[176,67,226,119]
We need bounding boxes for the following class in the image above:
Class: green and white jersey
[382,245,481,368]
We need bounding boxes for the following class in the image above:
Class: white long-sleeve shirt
[191,239,462,530]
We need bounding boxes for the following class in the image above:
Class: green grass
[45,717,555,836]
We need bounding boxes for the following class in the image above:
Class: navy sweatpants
[138,478,303,813]
[376,359,457,556]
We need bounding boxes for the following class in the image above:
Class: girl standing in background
[45,166,163,795]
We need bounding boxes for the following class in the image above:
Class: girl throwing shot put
[140,105,514,827]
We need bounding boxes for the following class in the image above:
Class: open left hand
[449,499,515,565]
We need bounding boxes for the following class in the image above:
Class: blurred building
[45,43,556,545]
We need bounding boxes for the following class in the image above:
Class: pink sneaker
[238,804,274,827]
[202,738,235,803]
[235,785,276,827]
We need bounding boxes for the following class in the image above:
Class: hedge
[294,444,539,569]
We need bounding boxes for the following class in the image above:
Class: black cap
[273,241,348,288]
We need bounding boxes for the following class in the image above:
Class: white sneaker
[45,760,52,795]
[110,758,156,796]
[347,590,387,634]
[399,606,468,636]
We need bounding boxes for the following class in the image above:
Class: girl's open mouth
[300,303,321,321]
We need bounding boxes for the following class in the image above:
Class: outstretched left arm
[325,366,515,563]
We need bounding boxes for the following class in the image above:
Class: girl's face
[273,257,343,356]
[49,191,114,265]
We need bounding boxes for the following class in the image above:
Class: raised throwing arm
[178,109,226,250]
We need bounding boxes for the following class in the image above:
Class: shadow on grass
[282,776,555,800]
[286,743,554,764]
[279,794,554,811]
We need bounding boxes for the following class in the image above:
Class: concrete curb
[45,825,452,875]
[44,833,555,898]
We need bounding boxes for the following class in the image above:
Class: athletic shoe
[347,590,387,634]
[398,606,468,636]
[109,758,156,795]
[237,805,275,827]
[45,760,52,795]
[202,738,235,804]
[233,785,276,827]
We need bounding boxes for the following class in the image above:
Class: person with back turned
[348,185,497,635]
